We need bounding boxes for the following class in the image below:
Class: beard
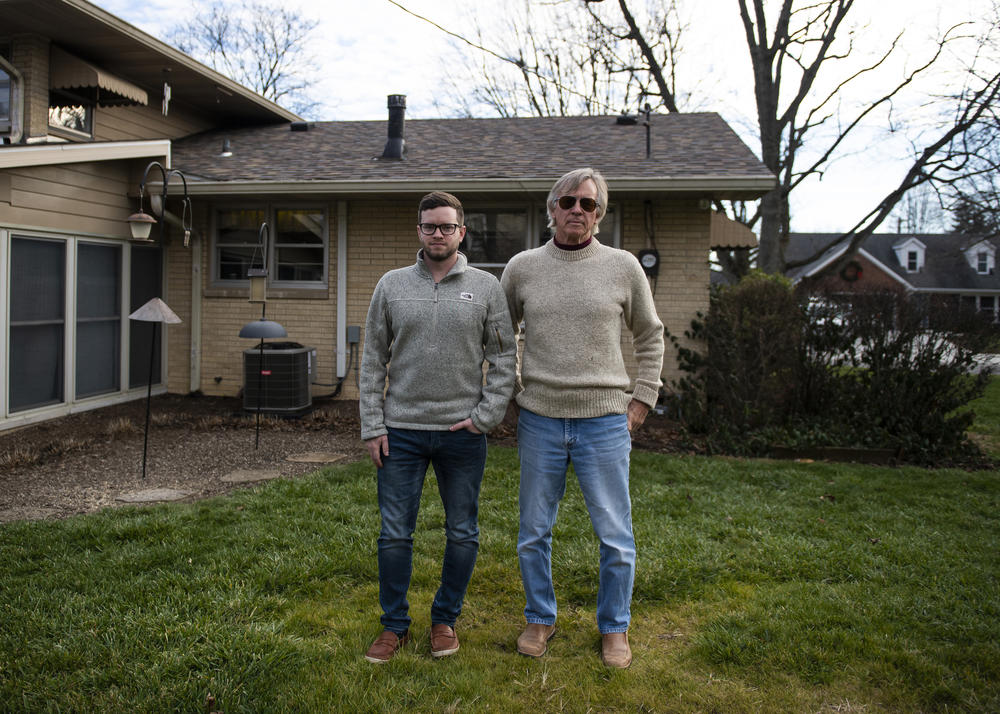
[423,244,458,262]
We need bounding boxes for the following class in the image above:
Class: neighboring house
[786,232,1000,323]
[1,0,776,432]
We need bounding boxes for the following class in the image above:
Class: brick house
[786,233,1000,324]
[1,0,775,431]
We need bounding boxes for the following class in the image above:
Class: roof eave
[176,175,777,198]
[55,0,301,124]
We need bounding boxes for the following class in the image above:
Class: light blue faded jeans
[376,427,487,635]
[516,408,635,634]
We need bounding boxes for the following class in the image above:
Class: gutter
[176,175,778,199]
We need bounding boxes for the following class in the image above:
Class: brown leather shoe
[430,624,460,658]
[601,632,632,669]
[516,623,556,657]
[364,630,409,663]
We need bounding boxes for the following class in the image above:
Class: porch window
[213,206,327,286]
[76,243,121,398]
[9,238,66,412]
[979,295,998,322]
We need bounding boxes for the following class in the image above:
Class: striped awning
[49,45,148,106]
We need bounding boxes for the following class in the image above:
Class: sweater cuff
[631,383,660,410]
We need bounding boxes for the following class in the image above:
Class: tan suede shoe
[364,630,409,663]
[516,623,556,657]
[601,632,632,668]
[430,624,460,658]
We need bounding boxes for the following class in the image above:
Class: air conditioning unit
[243,343,313,414]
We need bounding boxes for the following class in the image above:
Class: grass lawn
[970,375,1000,458]
[2,441,998,713]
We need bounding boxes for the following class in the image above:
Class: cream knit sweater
[500,238,664,418]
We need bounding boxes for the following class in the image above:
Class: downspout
[189,232,202,393]
[336,200,347,379]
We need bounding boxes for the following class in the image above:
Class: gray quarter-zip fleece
[360,252,517,440]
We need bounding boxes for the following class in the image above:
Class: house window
[213,206,328,286]
[979,296,998,322]
[9,238,66,412]
[215,208,266,281]
[273,208,326,284]
[6,235,164,416]
[906,250,919,272]
[977,251,989,274]
[48,88,94,138]
[76,243,121,398]
[0,66,11,135]
[462,209,529,278]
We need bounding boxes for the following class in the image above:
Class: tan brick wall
[166,197,711,405]
[10,34,50,140]
[620,198,710,392]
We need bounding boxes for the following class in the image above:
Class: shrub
[668,272,995,466]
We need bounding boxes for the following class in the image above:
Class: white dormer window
[964,241,995,275]
[893,237,926,273]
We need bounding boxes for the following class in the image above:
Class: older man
[360,191,516,663]
[500,168,664,668]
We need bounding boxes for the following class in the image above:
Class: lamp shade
[239,319,287,339]
[127,211,157,240]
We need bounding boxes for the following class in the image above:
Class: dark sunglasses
[557,195,599,212]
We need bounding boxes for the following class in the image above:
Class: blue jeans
[376,427,487,635]
[516,408,634,634]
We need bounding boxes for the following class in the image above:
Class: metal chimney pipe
[382,94,406,160]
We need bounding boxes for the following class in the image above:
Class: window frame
[211,203,329,289]
[459,200,621,273]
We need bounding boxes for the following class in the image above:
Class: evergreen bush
[668,271,996,465]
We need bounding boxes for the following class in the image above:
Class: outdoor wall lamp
[127,160,193,246]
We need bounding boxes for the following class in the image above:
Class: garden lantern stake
[129,298,182,479]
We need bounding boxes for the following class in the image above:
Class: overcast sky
[93,0,993,233]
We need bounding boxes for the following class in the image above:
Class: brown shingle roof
[170,112,774,196]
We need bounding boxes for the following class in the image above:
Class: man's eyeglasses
[418,223,462,236]
[557,195,599,213]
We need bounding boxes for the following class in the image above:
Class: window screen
[76,243,121,398]
[9,237,65,412]
[129,246,163,389]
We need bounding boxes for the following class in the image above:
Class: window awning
[710,210,758,249]
[49,46,148,107]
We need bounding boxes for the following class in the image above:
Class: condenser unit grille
[243,346,312,414]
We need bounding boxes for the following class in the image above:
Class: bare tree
[437,0,686,117]
[168,0,320,117]
[420,0,1000,278]
[890,183,948,234]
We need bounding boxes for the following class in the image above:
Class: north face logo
[460,292,474,301]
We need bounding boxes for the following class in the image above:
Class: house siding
[169,197,709,405]
[95,104,213,143]
[0,161,135,236]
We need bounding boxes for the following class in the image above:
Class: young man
[500,168,665,668]
[359,191,516,663]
